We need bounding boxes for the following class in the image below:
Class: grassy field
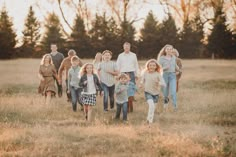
[0,59,235,157]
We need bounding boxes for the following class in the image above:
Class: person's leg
[169,73,177,110]
[128,96,134,112]
[115,103,121,119]
[101,83,109,111]
[122,102,128,121]
[162,73,170,108]
[176,79,179,92]
[65,79,71,102]
[84,105,88,120]
[70,86,77,111]
[45,91,52,105]
[87,106,92,122]
[55,78,62,97]
[147,99,155,123]
[77,88,83,111]
[108,84,115,109]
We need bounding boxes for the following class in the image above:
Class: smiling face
[119,76,127,84]
[165,46,173,55]
[123,43,131,53]
[103,52,111,61]
[148,61,157,72]
[44,55,51,64]
[85,64,93,74]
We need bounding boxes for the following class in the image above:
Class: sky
[0,0,166,43]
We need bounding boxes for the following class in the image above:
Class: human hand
[58,79,62,85]
[100,91,104,96]
[67,90,70,94]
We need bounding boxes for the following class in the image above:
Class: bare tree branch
[57,0,73,31]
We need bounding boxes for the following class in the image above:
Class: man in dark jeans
[50,43,64,97]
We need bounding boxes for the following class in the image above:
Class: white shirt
[85,75,96,94]
[116,52,139,75]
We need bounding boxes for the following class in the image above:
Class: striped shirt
[98,61,117,86]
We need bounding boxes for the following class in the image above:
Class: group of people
[38,42,182,124]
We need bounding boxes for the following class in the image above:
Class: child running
[67,56,83,112]
[115,73,129,122]
[79,63,103,122]
[140,59,166,124]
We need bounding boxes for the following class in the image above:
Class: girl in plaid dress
[79,63,103,121]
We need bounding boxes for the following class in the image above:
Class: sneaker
[104,109,108,113]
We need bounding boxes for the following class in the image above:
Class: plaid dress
[81,93,96,106]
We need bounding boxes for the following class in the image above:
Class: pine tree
[139,11,162,58]
[119,20,136,45]
[41,12,65,54]
[22,6,40,47]
[21,6,40,57]
[70,15,91,57]
[158,14,179,47]
[178,12,204,58]
[207,2,234,58]
[0,6,16,59]
[89,14,120,57]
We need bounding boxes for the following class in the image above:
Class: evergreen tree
[139,11,162,58]
[207,2,234,58]
[21,6,40,57]
[89,14,120,57]
[119,20,136,48]
[158,14,179,48]
[41,12,65,54]
[0,6,16,59]
[178,12,204,58]
[70,15,91,57]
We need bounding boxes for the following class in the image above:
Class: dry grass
[0,59,235,157]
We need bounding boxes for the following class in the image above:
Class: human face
[95,53,102,61]
[123,44,130,53]
[120,77,127,84]
[86,64,93,74]
[148,62,157,72]
[51,44,57,52]
[44,55,51,64]
[165,46,173,55]
[103,53,111,61]
[72,60,79,66]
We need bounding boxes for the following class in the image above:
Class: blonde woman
[38,54,59,105]
[93,52,102,73]
[157,45,179,111]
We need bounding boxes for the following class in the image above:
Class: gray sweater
[158,56,177,73]
[115,83,128,104]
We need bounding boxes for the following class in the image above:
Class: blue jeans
[124,72,135,84]
[70,86,83,111]
[162,72,177,109]
[115,102,128,121]
[101,83,115,111]
[145,92,159,103]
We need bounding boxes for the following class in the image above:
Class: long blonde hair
[93,52,102,64]
[79,63,94,76]
[40,54,53,65]
[157,44,173,61]
[143,59,161,73]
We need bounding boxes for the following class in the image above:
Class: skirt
[81,93,97,106]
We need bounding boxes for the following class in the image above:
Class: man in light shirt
[116,42,139,84]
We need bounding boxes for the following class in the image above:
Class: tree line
[0,1,235,59]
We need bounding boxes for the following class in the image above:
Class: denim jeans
[70,86,83,111]
[124,72,135,84]
[162,72,177,109]
[101,83,115,111]
[115,102,128,121]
